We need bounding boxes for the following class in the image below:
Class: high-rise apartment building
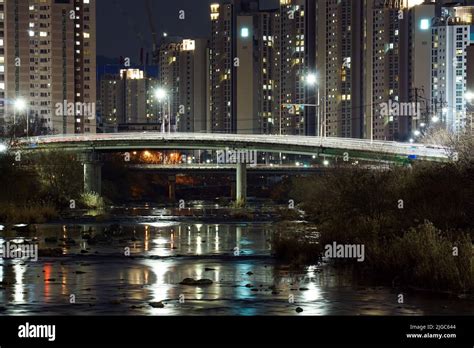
[99,69,157,132]
[210,1,236,133]
[210,0,315,135]
[273,0,316,136]
[430,14,471,132]
[315,0,410,141]
[206,0,473,138]
[406,2,474,135]
[367,0,410,141]
[0,0,96,135]
[315,0,364,138]
[159,38,209,133]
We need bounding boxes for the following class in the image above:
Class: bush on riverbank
[274,145,473,292]
[0,150,84,223]
[272,224,320,266]
[80,192,105,210]
[0,203,58,223]
[383,223,473,292]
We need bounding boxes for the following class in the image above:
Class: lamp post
[155,88,170,134]
[14,98,27,139]
[305,73,320,138]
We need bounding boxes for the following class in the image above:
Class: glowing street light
[414,130,421,136]
[431,116,440,123]
[323,159,330,167]
[154,88,171,134]
[304,72,325,139]
[14,98,27,111]
[154,88,168,102]
[0,143,7,153]
[13,98,28,139]
[465,91,474,103]
[305,73,317,86]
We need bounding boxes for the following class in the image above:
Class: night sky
[97,0,215,63]
[97,0,278,64]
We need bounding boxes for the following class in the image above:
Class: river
[0,208,472,315]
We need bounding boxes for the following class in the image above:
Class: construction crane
[145,0,160,66]
[112,0,147,65]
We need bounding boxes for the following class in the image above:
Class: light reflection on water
[0,222,472,316]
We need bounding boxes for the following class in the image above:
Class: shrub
[80,192,105,210]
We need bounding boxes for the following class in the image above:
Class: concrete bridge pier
[236,163,247,205]
[82,152,102,195]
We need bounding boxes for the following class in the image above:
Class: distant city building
[158,37,209,133]
[210,2,236,133]
[409,1,437,131]
[0,0,96,135]
[316,0,364,139]
[209,0,315,136]
[430,22,470,132]
[367,1,411,141]
[99,69,157,132]
[273,0,316,136]
[98,74,120,132]
[315,0,410,141]
[159,0,474,139]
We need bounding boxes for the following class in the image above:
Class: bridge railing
[16,132,451,160]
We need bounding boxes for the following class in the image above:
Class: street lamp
[305,73,317,86]
[154,88,167,102]
[304,72,324,139]
[14,98,28,139]
[154,88,171,134]
[465,91,474,103]
[14,98,27,112]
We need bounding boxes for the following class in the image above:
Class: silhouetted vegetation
[273,136,473,293]
[0,150,82,222]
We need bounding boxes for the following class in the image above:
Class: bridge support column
[82,153,102,195]
[168,175,176,202]
[236,163,247,205]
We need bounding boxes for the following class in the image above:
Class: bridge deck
[14,132,452,162]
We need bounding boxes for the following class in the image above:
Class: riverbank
[273,159,474,295]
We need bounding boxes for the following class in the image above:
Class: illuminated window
[420,19,430,30]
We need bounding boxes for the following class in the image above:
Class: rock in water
[149,302,165,308]
[180,278,197,285]
[196,279,213,285]
[295,307,303,313]
[179,278,213,286]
